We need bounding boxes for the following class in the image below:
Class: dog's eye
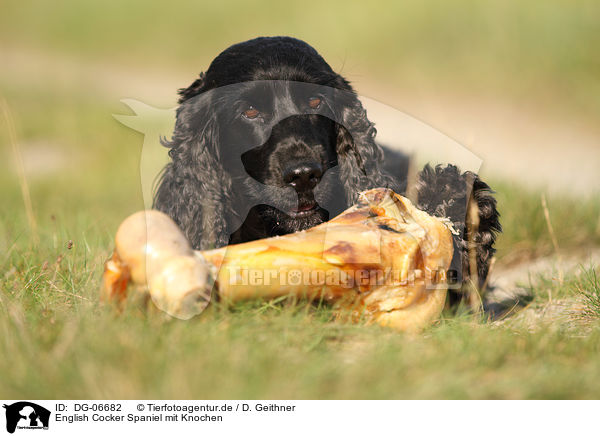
[243,106,260,119]
[308,96,322,109]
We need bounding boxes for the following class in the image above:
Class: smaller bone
[102,211,213,319]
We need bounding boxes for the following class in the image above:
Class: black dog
[154,36,501,299]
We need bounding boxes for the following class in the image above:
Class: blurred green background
[2,0,600,110]
[1,0,599,399]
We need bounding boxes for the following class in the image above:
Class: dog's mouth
[288,200,318,218]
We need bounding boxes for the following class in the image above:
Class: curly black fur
[415,164,502,302]
[154,36,501,298]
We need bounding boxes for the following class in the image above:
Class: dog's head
[157,37,395,247]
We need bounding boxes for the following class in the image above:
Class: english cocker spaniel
[154,36,501,301]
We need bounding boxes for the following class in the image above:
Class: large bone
[102,188,454,332]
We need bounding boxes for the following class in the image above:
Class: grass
[493,180,600,264]
[578,268,600,320]
[3,259,600,398]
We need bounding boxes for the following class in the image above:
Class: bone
[102,210,213,319]
[102,188,454,331]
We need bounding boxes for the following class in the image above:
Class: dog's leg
[414,164,502,307]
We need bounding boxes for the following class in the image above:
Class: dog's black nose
[283,162,323,191]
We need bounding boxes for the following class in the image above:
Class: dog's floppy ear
[331,76,398,205]
[177,72,208,104]
[154,93,233,250]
